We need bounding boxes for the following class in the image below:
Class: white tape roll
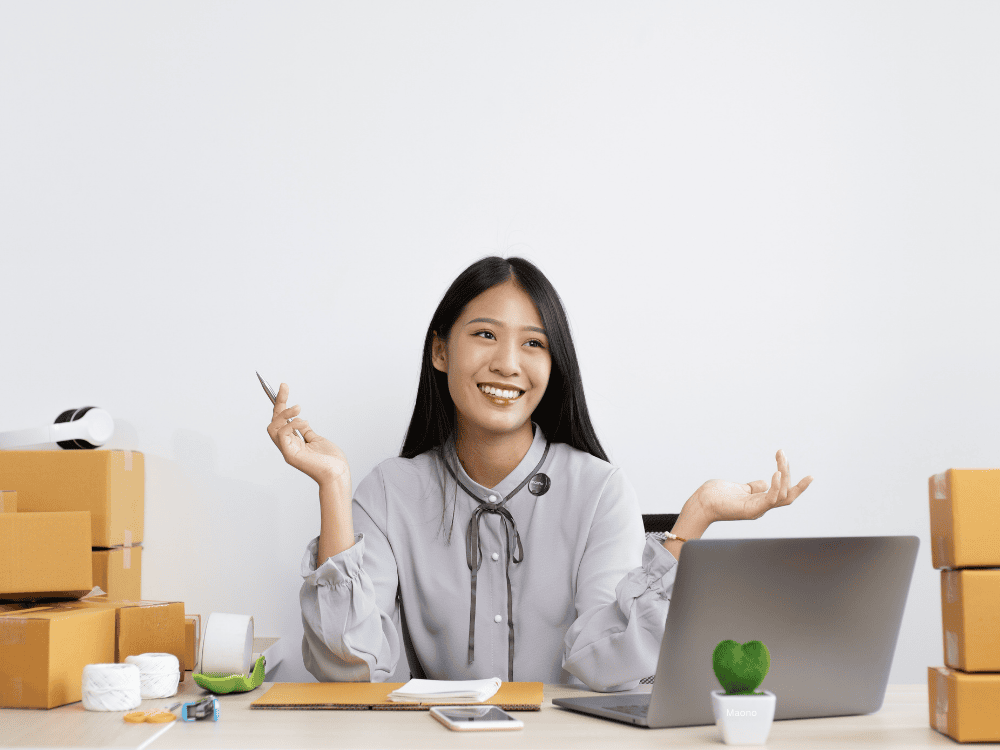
[81,663,142,711]
[200,613,254,677]
[125,653,180,698]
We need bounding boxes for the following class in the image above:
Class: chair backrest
[642,513,678,535]
[639,513,678,684]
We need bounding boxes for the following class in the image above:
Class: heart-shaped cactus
[712,640,771,695]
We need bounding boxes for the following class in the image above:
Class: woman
[268,256,813,691]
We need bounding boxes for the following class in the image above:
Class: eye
[474,331,546,349]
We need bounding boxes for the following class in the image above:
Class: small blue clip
[182,697,220,721]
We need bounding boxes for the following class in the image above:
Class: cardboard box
[929,666,1000,742]
[185,614,201,673]
[941,569,1000,671]
[0,511,93,600]
[91,545,142,601]
[929,469,1000,569]
[61,598,185,666]
[0,450,143,547]
[63,598,185,661]
[0,604,115,708]
[0,490,15,513]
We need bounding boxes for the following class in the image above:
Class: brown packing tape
[122,449,133,472]
[933,535,946,566]
[0,618,26,646]
[932,472,947,501]
[0,603,80,649]
[946,631,959,666]
[935,668,948,734]
[945,572,958,604]
[0,491,16,513]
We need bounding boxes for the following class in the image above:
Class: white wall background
[2,1,998,687]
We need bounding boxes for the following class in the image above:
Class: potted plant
[710,639,776,745]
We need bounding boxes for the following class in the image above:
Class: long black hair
[399,256,609,538]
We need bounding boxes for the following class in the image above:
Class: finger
[784,475,814,504]
[278,416,306,438]
[778,450,790,503]
[273,383,289,416]
[746,479,769,494]
[750,473,780,501]
[748,472,781,519]
[768,471,781,506]
[279,404,302,420]
[268,404,298,438]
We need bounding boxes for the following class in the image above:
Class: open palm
[698,450,813,523]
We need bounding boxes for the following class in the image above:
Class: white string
[137,719,176,750]
[81,664,141,711]
[124,653,180,698]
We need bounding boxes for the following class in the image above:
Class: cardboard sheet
[251,682,543,711]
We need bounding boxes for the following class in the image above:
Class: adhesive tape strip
[122,528,133,570]
[200,613,254,677]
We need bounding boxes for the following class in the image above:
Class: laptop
[553,535,919,728]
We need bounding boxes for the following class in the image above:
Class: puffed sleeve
[299,465,408,682]
[561,468,679,692]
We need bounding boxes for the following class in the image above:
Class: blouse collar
[446,421,547,501]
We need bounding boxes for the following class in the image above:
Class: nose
[490,338,522,376]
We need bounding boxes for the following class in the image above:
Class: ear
[431,331,448,373]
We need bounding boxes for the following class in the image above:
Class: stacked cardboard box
[927,469,1000,743]
[0,450,198,709]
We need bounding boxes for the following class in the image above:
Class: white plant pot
[710,690,776,745]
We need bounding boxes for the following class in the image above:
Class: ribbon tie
[442,437,550,682]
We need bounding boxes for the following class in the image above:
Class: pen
[257,371,304,441]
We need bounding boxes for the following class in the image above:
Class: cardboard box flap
[251,682,544,711]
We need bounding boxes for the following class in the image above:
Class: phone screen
[435,706,517,723]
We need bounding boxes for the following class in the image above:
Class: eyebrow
[465,317,548,335]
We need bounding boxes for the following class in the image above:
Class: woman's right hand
[266,382,350,487]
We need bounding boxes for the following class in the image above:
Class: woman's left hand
[695,449,813,524]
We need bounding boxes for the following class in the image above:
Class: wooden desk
[0,675,989,749]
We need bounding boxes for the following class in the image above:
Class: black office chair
[639,513,678,684]
[642,513,678,538]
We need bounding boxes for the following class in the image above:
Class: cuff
[614,536,679,614]
[300,533,365,586]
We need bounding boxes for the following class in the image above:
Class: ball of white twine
[124,653,181,699]
[81,663,142,711]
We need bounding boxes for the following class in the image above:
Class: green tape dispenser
[193,654,266,694]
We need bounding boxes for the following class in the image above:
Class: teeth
[479,385,522,400]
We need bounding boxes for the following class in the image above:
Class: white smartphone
[429,705,524,731]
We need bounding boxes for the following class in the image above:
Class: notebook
[552,535,919,728]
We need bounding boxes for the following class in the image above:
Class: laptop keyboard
[608,704,649,718]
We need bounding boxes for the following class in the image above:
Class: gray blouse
[299,421,679,692]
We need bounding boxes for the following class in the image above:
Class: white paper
[387,677,502,703]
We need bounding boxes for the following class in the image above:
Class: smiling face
[432,279,552,441]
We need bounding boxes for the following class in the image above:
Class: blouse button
[494,615,502,623]
[491,552,499,561]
